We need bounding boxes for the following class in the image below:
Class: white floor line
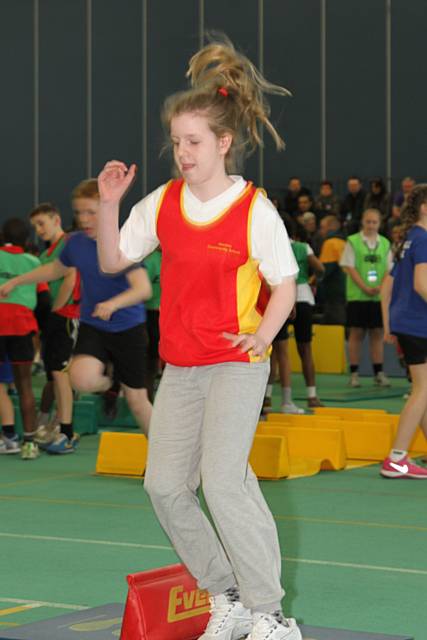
[0,531,173,552]
[0,598,88,611]
[283,556,427,576]
[1,531,425,578]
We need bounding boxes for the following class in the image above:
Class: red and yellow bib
[156,179,269,366]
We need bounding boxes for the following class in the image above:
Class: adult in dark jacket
[341,176,366,234]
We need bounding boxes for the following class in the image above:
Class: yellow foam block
[257,424,347,470]
[262,417,393,461]
[313,407,386,418]
[288,324,347,374]
[409,428,427,455]
[339,420,394,460]
[249,434,290,479]
[266,413,342,428]
[96,432,148,476]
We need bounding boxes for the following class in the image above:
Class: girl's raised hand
[98,160,137,204]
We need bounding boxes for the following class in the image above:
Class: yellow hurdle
[266,413,342,427]
[313,407,387,418]
[249,434,290,479]
[96,432,148,476]
[338,420,394,460]
[257,424,347,470]
[261,417,393,461]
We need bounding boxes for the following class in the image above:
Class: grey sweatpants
[144,361,285,612]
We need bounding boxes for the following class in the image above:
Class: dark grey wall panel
[92,0,143,216]
[146,0,199,193]
[391,0,427,183]
[39,0,86,225]
[326,0,386,183]
[0,1,34,222]
[264,0,321,190]
[204,0,260,184]
[4,0,427,231]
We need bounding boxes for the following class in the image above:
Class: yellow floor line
[0,495,152,512]
[0,473,87,489]
[0,603,42,616]
[273,513,427,532]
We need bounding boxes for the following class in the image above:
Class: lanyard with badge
[363,236,380,284]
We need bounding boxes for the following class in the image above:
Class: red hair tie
[218,87,228,97]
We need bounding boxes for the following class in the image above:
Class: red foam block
[120,563,210,640]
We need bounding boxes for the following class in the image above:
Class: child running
[380,184,427,479]
[0,180,152,437]
[96,38,301,640]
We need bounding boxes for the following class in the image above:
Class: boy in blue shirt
[0,180,152,450]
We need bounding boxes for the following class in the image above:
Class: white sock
[307,386,316,398]
[265,384,273,399]
[390,449,407,462]
[282,387,292,404]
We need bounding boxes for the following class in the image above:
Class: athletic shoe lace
[205,597,235,633]
[252,614,290,639]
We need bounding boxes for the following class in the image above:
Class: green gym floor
[1,373,426,639]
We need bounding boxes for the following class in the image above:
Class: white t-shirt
[340,232,393,271]
[119,176,298,286]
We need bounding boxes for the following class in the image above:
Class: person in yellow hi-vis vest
[340,208,392,388]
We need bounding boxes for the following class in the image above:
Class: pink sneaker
[381,456,427,479]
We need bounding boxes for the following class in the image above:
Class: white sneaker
[374,372,390,387]
[34,423,60,448]
[21,441,40,460]
[248,613,302,640]
[348,372,360,388]
[0,434,21,455]
[199,594,252,640]
[281,402,305,415]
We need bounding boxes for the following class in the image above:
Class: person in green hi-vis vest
[340,208,392,388]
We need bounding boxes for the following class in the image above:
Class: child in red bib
[97,37,301,640]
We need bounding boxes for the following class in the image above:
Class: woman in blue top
[381,184,427,479]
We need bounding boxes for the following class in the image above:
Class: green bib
[346,233,390,301]
[0,250,40,309]
[144,250,162,310]
[40,236,70,305]
[291,241,309,285]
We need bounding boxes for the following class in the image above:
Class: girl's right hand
[98,160,137,204]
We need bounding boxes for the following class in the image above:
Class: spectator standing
[314,180,341,219]
[341,176,366,233]
[284,177,311,214]
[364,177,391,223]
[301,212,323,256]
[392,176,415,219]
[318,215,346,325]
[340,208,392,387]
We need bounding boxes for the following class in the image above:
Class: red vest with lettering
[156,179,268,366]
